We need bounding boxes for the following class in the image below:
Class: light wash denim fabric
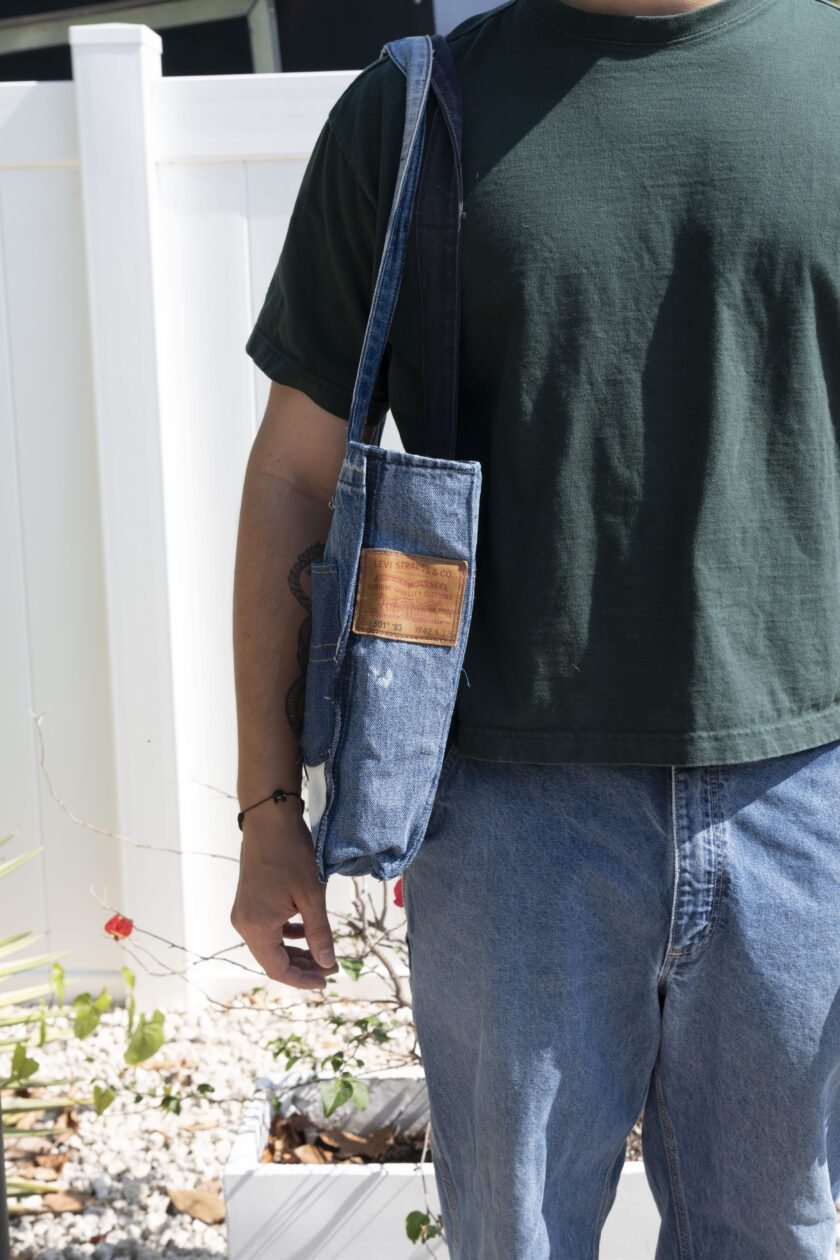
[403,736,840,1258]
[301,35,481,884]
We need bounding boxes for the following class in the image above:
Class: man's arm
[229,380,374,990]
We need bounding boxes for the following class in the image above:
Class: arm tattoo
[285,541,325,739]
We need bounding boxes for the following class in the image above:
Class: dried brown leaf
[293,1144,329,1164]
[195,1178,223,1195]
[167,1188,225,1224]
[12,1161,59,1181]
[36,1152,69,1174]
[4,1136,54,1157]
[13,1112,47,1130]
[42,1190,95,1214]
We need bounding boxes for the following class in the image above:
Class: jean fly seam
[657,767,682,987]
[709,764,726,932]
[665,766,725,958]
[654,1058,693,1259]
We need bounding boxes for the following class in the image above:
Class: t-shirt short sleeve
[245,113,390,427]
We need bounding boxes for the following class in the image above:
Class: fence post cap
[69,23,162,53]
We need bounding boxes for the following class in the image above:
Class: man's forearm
[232,452,333,806]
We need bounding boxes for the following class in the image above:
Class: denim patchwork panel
[303,442,481,883]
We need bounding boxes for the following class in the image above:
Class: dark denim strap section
[346,35,433,448]
[416,34,464,461]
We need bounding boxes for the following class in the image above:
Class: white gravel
[4,993,840,1257]
[2,991,418,1260]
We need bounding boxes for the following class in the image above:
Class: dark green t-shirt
[246,0,840,766]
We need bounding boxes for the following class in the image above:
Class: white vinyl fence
[0,23,405,1008]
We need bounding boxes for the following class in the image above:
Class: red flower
[393,877,403,908]
[104,913,133,939]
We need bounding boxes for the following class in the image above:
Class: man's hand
[230,382,377,991]
[230,813,339,991]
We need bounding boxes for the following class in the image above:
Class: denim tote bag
[299,33,482,884]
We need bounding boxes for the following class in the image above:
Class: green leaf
[0,848,43,882]
[92,986,112,1014]
[1,1095,92,1113]
[0,1009,48,1027]
[73,1005,101,1040]
[405,1211,428,1243]
[0,982,57,1009]
[71,992,92,1008]
[121,966,136,1032]
[0,930,44,960]
[124,1009,165,1065]
[406,1210,441,1242]
[3,1077,70,1087]
[50,962,65,1007]
[320,1076,353,1119]
[160,1092,181,1115]
[338,957,363,981]
[0,950,69,981]
[196,1083,215,1095]
[6,1177,70,1196]
[349,1077,369,1111]
[0,1030,67,1051]
[10,1041,39,1082]
[93,1084,115,1115]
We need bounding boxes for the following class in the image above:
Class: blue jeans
[402,737,840,1258]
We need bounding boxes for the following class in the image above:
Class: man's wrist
[237,786,305,831]
[237,762,302,805]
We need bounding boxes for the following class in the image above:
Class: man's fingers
[286,944,339,973]
[299,899,336,967]
[281,919,307,939]
[282,920,338,969]
[253,939,329,990]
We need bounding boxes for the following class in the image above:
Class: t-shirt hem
[456,700,840,767]
[245,323,388,422]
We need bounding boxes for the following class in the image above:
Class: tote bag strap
[345,35,434,448]
[416,35,464,461]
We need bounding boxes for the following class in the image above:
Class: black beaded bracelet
[237,787,305,831]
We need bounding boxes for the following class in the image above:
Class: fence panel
[0,31,406,1007]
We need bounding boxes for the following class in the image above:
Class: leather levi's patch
[351,548,468,646]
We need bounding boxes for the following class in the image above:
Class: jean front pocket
[300,563,341,767]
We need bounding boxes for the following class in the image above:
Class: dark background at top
[0,0,437,80]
